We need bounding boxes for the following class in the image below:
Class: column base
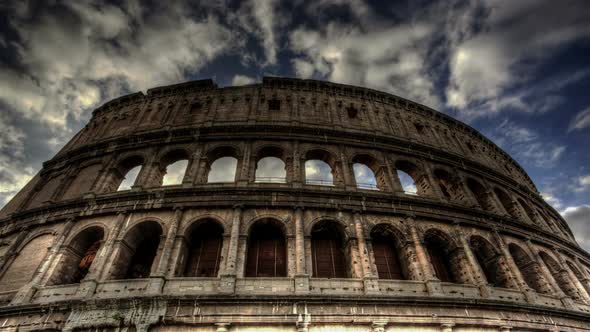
[295,274,310,294]
[523,288,538,304]
[478,284,492,298]
[10,284,37,305]
[560,296,575,309]
[425,279,443,296]
[219,274,236,294]
[146,276,165,294]
[76,279,98,298]
[363,277,380,295]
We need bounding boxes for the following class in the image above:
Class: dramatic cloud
[562,205,590,252]
[232,74,257,86]
[574,175,590,193]
[0,1,241,206]
[446,0,590,118]
[569,107,590,132]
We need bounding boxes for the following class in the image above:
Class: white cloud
[232,75,257,86]
[541,192,563,210]
[574,175,590,193]
[238,0,281,65]
[289,22,440,108]
[0,1,242,210]
[445,0,590,118]
[562,205,590,252]
[569,107,590,132]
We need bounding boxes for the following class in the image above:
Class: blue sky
[0,0,589,248]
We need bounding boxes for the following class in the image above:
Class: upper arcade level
[52,77,537,194]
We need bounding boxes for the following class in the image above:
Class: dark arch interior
[540,251,578,299]
[311,221,347,278]
[494,188,516,217]
[245,220,287,277]
[370,226,406,280]
[433,169,453,199]
[508,244,546,293]
[51,227,105,285]
[111,221,163,280]
[467,178,491,211]
[469,236,509,288]
[424,231,457,283]
[183,221,224,277]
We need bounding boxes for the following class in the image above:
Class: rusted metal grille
[372,238,404,280]
[312,237,347,278]
[245,224,286,277]
[184,237,222,277]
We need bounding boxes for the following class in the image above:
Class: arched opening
[245,219,287,277]
[540,252,580,299]
[370,224,407,280]
[49,227,105,285]
[469,236,510,288]
[208,157,238,183]
[494,188,517,218]
[433,169,465,201]
[159,150,190,186]
[311,221,348,278]
[110,221,163,280]
[395,160,426,196]
[508,243,548,293]
[352,155,384,191]
[115,156,144,191]
[423,230,460,283]
[466,178,493,211]
[181,220,224,277]
[305,150,336,186]
[567,261,590,295]
[255,147,286,183]
[206,146,239,183]
[517,198,537,223]
[0,234,54,291]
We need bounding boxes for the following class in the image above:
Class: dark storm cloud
[0,0,589,245]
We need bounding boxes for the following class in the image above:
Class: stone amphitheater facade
[0,77,589,332]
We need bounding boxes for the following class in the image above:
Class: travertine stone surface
[0,77,588,331]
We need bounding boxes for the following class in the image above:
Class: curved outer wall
[0,77,588,331]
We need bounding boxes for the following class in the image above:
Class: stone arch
[109,220,164,279]
[303,149,339,186]
[566,260,590,295]
[539,251,580,299]
[48,226,105,285]
[423,228,467,283]
[157,149,191,186]
[370,223,408,280]
[26,174,65,208]
[254,146,287,183]
[205,145,240,183]
[351,154,388,191]
[0,232,55,291]
[305,216,351,239]
[508,243,549,294]
[106,155,145,192]
[469,235,511,288]
[178,219,224,277]
[245,218,287,277]
[466,178,494,211]
[432,168,466,202]
[394,160,429,196]
[517,198,537,224]
[494,188,518,218]
[311,220,349,278]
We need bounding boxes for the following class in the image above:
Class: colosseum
[0,76,589,331]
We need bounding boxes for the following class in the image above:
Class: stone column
[352,212,379,294]
[184,145,202,185]
[422,162,445,200]
[294,207,309,293]
[525,240,572,308]
[292,141,302,188]
[491,230,537,304]
[554,249,588,302]
[409,223,442,295]
[383,156,403,193]
[11,218,76,304]
[237,142,252,185]
[339,148,355,190]
[77,211,128,297]
[147,208,183,294]
[455,224,490,297]
[220,205,243,293]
